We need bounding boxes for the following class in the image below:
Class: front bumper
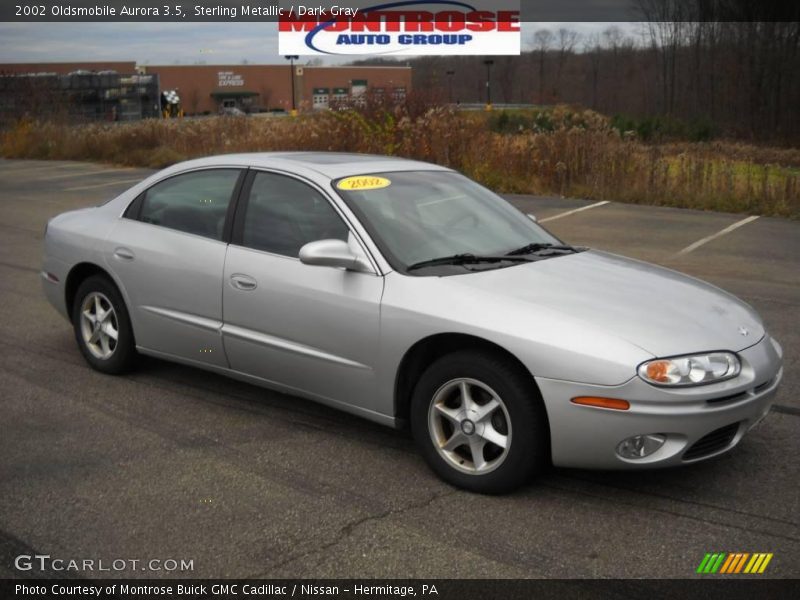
[537,334,783,469]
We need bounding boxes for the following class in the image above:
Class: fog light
[616,434,666,459]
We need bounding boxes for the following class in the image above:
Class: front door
[221,170,384,412]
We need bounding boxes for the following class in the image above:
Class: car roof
[168,152,452,180]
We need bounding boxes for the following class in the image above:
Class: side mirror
[299,239,374,273]
[527,213,538,223]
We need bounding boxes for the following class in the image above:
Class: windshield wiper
[407,253,532,271]
[505,242,584,256]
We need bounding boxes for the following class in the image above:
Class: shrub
[1,105,797,218]
[611,114,719,142]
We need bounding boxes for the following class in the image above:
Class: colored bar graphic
[697,553,713,574]
[734,553,749,573]
[721,553,738,573]
[719,554,736,573]
[711,553,726,573]
[701,553,723,574]
[702,553,719,574]
[758,553,773,573]
[745,554,761,573]
[699,552,773,575]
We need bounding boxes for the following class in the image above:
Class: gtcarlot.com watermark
[14,553,194,573]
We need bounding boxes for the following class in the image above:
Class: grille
[683,422,740,461]
[706,391,749,405]
[706,375,777,405]
[754,376,776,394]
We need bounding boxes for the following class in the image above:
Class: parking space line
[36,168,135,181]
[0,163,90,175]
[675,215,760,256]
[65,178,144,191]
[539,200,610,223]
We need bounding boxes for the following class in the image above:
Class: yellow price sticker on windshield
[337,176,391,191]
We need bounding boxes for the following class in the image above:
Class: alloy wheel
[79,292,119,360]
[428,378,512,475]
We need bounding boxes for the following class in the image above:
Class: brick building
[0,61,412,117]
[141,64,411,114]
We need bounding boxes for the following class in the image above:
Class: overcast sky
[0,22,643,65]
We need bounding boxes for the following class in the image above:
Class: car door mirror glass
[299,239,374,273]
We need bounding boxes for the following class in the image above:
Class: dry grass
[2,104,798,218]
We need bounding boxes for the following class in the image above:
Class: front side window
[137,169,241,240]
[240,171,349,257]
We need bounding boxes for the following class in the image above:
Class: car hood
[445,250,764,357]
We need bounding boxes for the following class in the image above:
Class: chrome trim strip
[222,324,370,370]
[140,305,222,332]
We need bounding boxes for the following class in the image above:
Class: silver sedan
[42,153,783,493]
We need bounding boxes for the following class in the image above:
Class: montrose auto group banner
[278,1,521,56]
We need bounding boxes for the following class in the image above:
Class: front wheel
[410,350,549,494]
[72,275,137,374]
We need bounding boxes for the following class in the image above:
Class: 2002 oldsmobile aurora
[42,153,783,493]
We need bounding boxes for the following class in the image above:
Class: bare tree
[584,33,603,110]
[495,56,517,103]
[532,29,554,104]
[602,26,625,111]
[554,28,580,101]
[385,14,800,142]
[639,1,689,115]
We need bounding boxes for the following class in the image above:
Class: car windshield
[334,170,562,274]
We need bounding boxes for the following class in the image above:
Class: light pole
[483,59,494,111]
[285,55,299,116]
[445,70,455,104]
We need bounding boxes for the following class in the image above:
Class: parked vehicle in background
[220,106,247,117]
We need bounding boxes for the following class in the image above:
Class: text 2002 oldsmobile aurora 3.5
[42,153,783,493]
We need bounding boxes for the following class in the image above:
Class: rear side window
[137,169,240,240]
[239,171,349,257]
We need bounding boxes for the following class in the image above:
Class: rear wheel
[410,350,548,494]
[72,275,136,374]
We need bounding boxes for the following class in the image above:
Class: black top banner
[2,0,799,22]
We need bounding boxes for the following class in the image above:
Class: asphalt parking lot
[0,159,798,579]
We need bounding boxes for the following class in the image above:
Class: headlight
[637,352,741,386]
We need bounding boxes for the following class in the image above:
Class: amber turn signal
[645,360,671,383]
[571,396,630,410]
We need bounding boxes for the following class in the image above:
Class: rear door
[221,170,384,411]
[105,168,244,367]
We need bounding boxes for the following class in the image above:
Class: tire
[410,349,549,494]
[71,275,137,374]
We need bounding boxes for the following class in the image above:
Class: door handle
[230,274,257,291]
[113,247,134,260]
